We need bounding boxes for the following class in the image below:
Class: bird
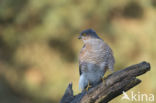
[78,29,115,91]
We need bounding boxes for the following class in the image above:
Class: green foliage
[0,0,156,103]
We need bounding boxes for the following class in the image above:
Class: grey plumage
[78,29,115,90]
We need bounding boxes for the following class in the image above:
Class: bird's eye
[82,33,87,36]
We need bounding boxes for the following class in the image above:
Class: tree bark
[60,61,150,103]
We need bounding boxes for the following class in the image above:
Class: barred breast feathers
[79,39,114,64]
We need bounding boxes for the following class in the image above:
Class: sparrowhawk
[78,29,115,91]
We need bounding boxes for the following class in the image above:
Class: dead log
[60,61,150,103]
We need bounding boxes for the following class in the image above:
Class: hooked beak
[78,35,82,39]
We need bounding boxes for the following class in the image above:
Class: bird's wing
[79,60,87,76]
[79,44,87,76]
[79,61,84,76]
[101,42,115,71]
[79,62,82,75]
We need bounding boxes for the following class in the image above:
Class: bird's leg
[101,76,107,85]
[101,76,106,82]
[86,82,92,91]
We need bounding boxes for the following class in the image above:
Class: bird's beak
[78,35,82,39]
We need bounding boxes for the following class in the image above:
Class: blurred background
[0,0,156,103]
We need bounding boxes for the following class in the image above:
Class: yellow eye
[82,33,87,36]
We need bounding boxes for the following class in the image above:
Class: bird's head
[78,29,100,43]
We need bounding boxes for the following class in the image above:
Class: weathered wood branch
[60,61,150,103]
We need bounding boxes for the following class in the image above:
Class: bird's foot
[101,76,106,85]
[86,82,92,91]
[101,76,106,81]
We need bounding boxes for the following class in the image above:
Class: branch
[60,61,150,103]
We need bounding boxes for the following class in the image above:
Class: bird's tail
[108,53,115,72]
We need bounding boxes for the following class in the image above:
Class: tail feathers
[108,64,114,72]
[108,54,115,72]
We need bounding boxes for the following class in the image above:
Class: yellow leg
[102,76,106,82]
[101,76,106,85]
[86,82,92,91]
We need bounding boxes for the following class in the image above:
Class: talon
[86,82,92,91]
[101,76,107,86]
[101,76,106,82]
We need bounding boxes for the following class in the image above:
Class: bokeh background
[0,0,156,103]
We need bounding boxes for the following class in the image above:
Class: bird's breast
[79,43,107,64]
